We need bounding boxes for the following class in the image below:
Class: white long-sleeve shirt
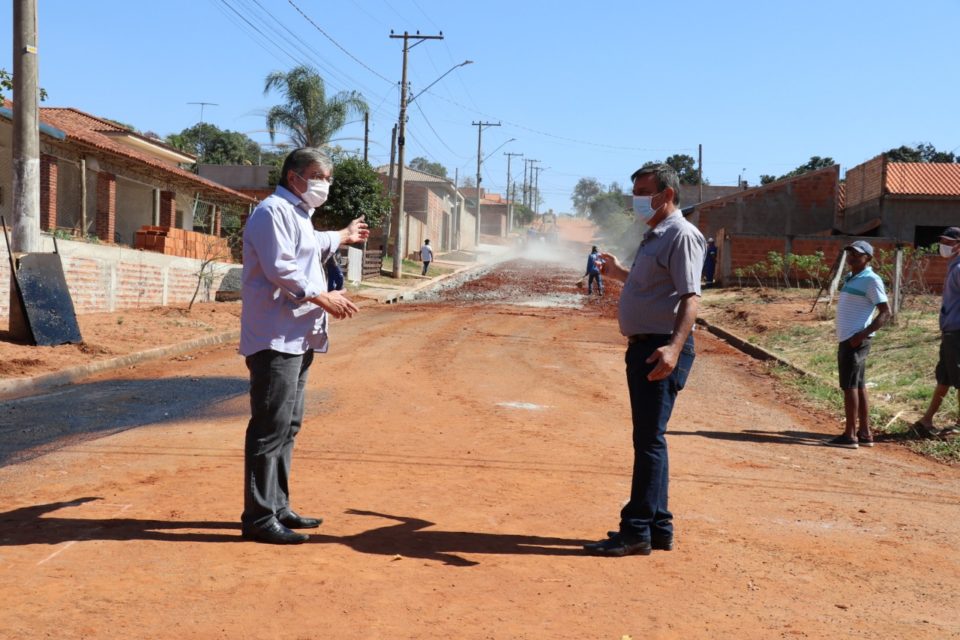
[240,186,340,356]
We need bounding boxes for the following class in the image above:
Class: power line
[422,91,692,153]
[288,0,394,84]
[412,101,470,159]
[241,0,378,95]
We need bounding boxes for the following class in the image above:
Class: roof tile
[885,162,960,196]
[38,107,254,204]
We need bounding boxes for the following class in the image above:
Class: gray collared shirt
[240,186,340,356]
[941,254,960,332]
[618,211,706,336]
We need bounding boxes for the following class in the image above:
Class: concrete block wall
[0,235,231,319]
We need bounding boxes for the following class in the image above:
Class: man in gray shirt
[584,164,705,557]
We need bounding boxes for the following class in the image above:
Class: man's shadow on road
[671,428,829,446]
[0,499,589,567]
[671,428,908,446]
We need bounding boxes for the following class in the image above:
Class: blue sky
[3,0,959,215]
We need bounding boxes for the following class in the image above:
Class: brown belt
[628,333,671,344]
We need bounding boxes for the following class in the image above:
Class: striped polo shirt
[835,266,888,342]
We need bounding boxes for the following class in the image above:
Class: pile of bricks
[134,226,233,262]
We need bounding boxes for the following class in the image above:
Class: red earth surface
[0,255,958,639]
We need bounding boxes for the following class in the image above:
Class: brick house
[841,155,960,247]
[0,103,256,316]
[376,165,472,258]
[459,187,508,238]
[0,104,254,251]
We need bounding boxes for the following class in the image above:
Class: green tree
[409,156,448,178]
[778,156,836,180]
[313,157,391,231]
[264,65,368,148]
[571,177,603,216]
[167,123,262,165]
[513,203,535,227]
[0,67,48,101]
[636,155,704,185]
[588,189,627,229]
[759,174,777,185]
[664,154,700,185]
[884,143,956,163]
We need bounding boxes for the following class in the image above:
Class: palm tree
[263,65,368,148]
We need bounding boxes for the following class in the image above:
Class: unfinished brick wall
[40,154,58,231]
[96,172,116,242]
[159,191,176,228]
[723,234,949,292]
[0,237,230,318]
[844,155,884,208]
[728,236,784,272]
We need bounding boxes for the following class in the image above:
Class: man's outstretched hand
[341,216,370,245]
[311,290,359,319]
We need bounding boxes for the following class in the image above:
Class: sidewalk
[350,245,510,304]
[0,251,495,401]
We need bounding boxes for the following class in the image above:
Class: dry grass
[701,288,960,462]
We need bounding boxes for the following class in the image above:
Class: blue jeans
[587,272,603,295]
[242,349,314,530]
[619,333,695,542]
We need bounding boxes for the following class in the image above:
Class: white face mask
[632,196,654,222]
[940,242,956,258]
[632,192,663,224]
[298,177,330,209]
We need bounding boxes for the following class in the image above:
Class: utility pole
[384,123,397,256]
[530,162,543,216]
[363,111,369,163]
[525,159,540,211]
[698,143,703,204]
[12,0,40,255]
[522,159,529,210]
[453,167,460,250]
[389,30,443,278]
[504,152,523,231]
[472,121,500,246]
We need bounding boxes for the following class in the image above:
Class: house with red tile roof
[375,165,473,258]
[459,187,508,238]
[842,154,960,247]
[0,104,254,254]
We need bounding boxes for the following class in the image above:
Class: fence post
[891,244,904,322]
[719,230,731,287]
[827,250,847,306]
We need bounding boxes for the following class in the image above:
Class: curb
[356,262,488,304]
[696,317,829,383]
[0,330,241,400]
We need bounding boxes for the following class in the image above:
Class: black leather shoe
[584,533,652,557]
[607,530,673,551]
[242,521,309,544]
[279,511,323,529]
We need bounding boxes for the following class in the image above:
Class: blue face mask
[632,192,662,224]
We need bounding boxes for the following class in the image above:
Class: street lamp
[392,58,473,278]
[408,60,473,105]
[482,138,516,164]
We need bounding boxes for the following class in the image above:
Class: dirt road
[1,255,958,639]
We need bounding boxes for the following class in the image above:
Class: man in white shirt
[826,240,890,449]
[240,147,368,544]
[420,239,434,276]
